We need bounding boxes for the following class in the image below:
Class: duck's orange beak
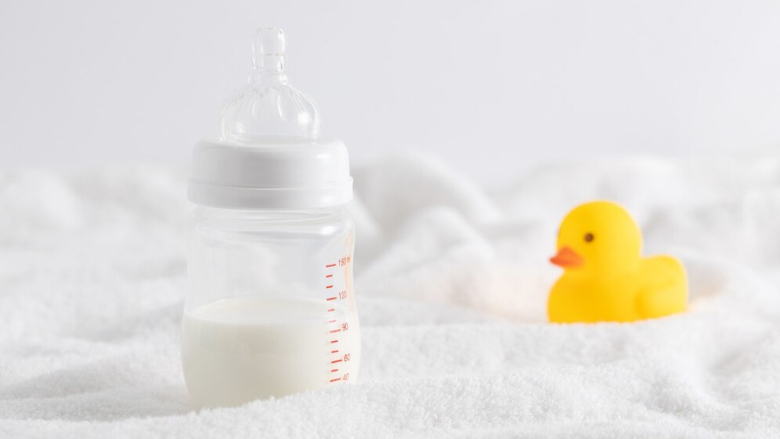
[550,246,583,268]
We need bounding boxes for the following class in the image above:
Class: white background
[1,0,779,184]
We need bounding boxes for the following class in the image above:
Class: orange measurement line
[330,378,341,382]
[329,329,341,333]
[325,285,334,289]
[328,308,335,312]
[326,297,337,301]
[326,274,333,278]
[331,369,339,373]
[330,340,338,344]
[331,350,339,353]
[329,319,336,323]
[326,264,336,268]
[331,359,343,364]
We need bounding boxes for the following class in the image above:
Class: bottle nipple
[220,28,320,144]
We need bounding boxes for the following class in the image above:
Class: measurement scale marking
[326,260,349,386]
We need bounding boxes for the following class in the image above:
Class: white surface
[1,155,779,437]
[3,1,780,183]
[182,297,359,408]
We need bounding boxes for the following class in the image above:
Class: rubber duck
[548,200,687,323]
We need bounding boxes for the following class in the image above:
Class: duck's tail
[636,255,688,318]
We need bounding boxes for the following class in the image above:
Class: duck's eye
[584,233,594,243]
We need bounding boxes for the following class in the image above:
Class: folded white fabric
[1,154,779,438]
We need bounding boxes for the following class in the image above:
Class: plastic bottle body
[182,206,359,408]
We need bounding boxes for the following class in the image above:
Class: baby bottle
[182,28,360,408]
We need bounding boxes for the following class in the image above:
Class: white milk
[182,296,360,408]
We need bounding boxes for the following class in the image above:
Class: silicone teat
[220,28,320,144]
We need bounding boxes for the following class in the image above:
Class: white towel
[1,154,779,438]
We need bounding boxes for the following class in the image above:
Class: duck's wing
[635,255,688,319]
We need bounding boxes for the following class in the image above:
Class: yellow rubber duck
[548,200,688,323]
